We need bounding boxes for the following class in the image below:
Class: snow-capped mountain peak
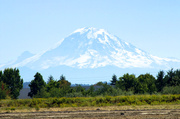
[2,27,180,71]
[73,27,114,40]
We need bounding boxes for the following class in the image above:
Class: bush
[0,89,7,99]
[35,105,40,111]
[0,95,180,109]
[65,92,84,97]
[162,86,180,94]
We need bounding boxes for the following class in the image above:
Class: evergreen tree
[0,70,2,81]
[57,75,71,96]
[172,69,180,86]
[110,74,117,85]
[115,77,125,90]
[46,75,56,91]
[156,70,165,92]
[57,75,71,88]
[28,72,46,98]
[165,68,175,86]
[74,84,85,93]
[47,75,54,84]
[0,81,9,99]
[2,68,23,99]
[59,75,66,81]
[88,85,95,96]
[171,76,180,86]
[163,69,180,87]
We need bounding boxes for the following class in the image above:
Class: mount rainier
[1,27,180,83]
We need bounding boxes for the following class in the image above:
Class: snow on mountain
[6,27,180,70]
[14,51,34,64]
[1,27,180,83]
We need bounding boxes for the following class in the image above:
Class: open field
[0,95,180,118]
[0,105,180,119]
[1,95,180,108]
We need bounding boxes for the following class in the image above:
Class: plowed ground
[0,109,180,119]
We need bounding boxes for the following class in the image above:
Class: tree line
[28,68,180,98]
[0,68,180,99]
[112,69,180,95]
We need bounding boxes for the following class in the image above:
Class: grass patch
[0,94,179,112]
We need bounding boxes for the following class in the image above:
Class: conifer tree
[28,72,46,98]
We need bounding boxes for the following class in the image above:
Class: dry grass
[0,104,179,113]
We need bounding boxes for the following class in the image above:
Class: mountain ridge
[1,27,180,83]
[1,27,180,70]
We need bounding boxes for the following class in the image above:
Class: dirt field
[0,109,180,119]
[0,105,180,119]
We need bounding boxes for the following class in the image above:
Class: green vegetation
[27,68,179,98]
[0,95,179,110]
[28,72,46,98]
[0,68,23,99]
[115,69,180,95]
[110,74,117,85]
[0,68,180,100]
[0,68,180,112]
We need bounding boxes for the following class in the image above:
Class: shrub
[0,95,180,109]
[162,86,180,94]
[65,92,84,97]
[35,105,40,111]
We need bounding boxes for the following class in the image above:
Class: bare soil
[0,109,180,119]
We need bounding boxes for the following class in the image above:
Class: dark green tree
[0,81,9,99]
[60,75,66,81]
[34,86,50,98]
[47,75,54,84]
[110,74,117,85]
[171,76,180,86]
[48,87,61,97]
[163,69,180,87]
[28,72,46,98]
[57,75,71,96]
[84,85,95,96]
[115,78,125,90]
[95,81,104,86]
[135,74,156,94]
[116,73,136,91]
[134,79,145,94]
[123,73,135,91]
[156,70,165,92]
[172,69,180,86]
[46,75,56,91]
[95,82,114,96]
[0,71,7,99]
[0,70,2,81]
[164,68,175,86]
[74,84,85,93]
[57,75,71,88]
[2,68,23,99]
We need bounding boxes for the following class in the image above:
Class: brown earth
[0,109,179,119]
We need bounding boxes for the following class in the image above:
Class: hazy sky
[1,0,180,64]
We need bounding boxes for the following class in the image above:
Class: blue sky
[1,0,180,64]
